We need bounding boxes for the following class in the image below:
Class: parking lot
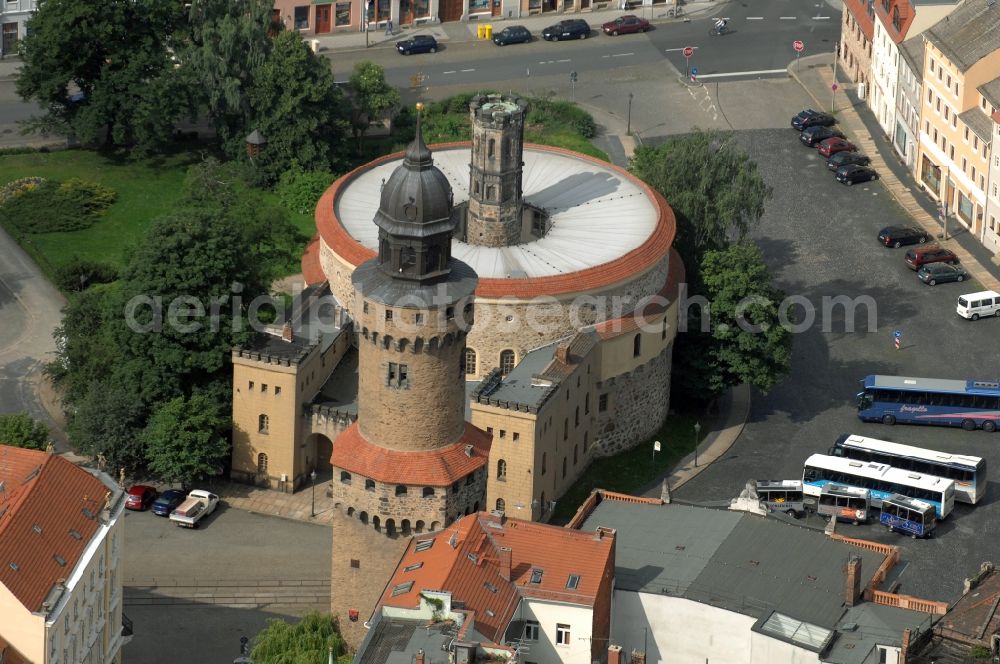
[672,128,1000,603]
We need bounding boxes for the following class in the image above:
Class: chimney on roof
[608,645,623,664]
[282,321,294,342]
[415,649,425,664]
[498,546,512,582]
[660,479,672,504]
[629,649,646,664]
[845,555,862,607]
[464,444,473,457]
[900,629,912,664]
[555,344,570,364]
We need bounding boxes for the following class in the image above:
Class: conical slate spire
[404,102,433,169]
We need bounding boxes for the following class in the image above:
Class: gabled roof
[899,35,926,74]
[377,513,615,643]
[0,446,113,613]
[933,569,1000,641]
[977,76,1000,117]
[923,0,1000,73]
[874,0,915,43]
[958,108,994,143]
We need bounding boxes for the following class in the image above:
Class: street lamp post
[627,92,634,136]
[310,469,318,517]
[693,422,701,467]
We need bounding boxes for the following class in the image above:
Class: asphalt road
[667,127,1000,604]
[121,506,331,663]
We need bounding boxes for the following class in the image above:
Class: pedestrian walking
[385,20,393,35]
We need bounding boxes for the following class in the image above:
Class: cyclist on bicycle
[714,17,728,33]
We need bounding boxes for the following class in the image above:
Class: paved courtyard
[671,128,1000,603]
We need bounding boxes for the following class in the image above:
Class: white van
[956,290,1000,320]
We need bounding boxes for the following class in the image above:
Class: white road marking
[746,16,764,19]
[557,59,571,62]
[665,46,698,52]
[779,16,797,19]
[461,68,476,72]
[443,70,456,74]
[695,68,789,79]
[611,52,634,57]
[813,15,831,18]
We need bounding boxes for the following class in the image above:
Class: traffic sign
[690,67,698,76]
[683,46,694,58]
[893,329,902,338]
[832,83,839,91]
[793,39,804,53]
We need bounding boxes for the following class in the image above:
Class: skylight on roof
[404,562,424,572]
[566,575,581,590]
[468,553,478,564]
[484,582,498,594]
[391,581,414,597]
[530,569,543,584]
[68,529,82,540]
[758,612,832,652]
[415,539,434,552]
[53,554,66,567]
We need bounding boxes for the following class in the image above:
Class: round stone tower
[465,94,530,247]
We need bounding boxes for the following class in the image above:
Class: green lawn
[552,411,707,522]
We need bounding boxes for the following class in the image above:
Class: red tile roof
[331,423,490,486]
[0,446,111,613]
[314,143,677,299]
[844,0,875,40]
[301,234,326,286]
[874,0,914,43]
[593,247,686,340]
[378,513,616,643]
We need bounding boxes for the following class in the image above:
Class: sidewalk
[789,52,1000,292]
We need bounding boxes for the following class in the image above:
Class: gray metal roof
[958,108,994,143]
[312,346,359,417]
[825,603,935,664]
[899,36,926,76]
[580,501,887,629]
[355,617,454,664]
[923,0,1000,73]
[977,75,1000,110]
[474,340,562,409]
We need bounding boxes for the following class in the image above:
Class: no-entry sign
[683,46,694,58]
[793,39,804,52]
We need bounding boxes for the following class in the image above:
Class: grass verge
[551,411,707,522]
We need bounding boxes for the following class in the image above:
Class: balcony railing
[121,612,134,637]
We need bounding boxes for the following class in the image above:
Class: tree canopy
[144,393,230,486]
[251,613,346,664]
[347,61,401,154]
[0,413,50,450]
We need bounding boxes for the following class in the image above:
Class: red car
[904,244,958,270]
[601,15,650,35]
[125,485,158,511]
[817,137,856,157]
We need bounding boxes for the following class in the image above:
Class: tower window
[446,306,455,320]
[388,362,397,384]
[258,414,269,433]
[261,383,268,393]
[399,364,408,387]
[363,302,369,314]
[486,185,496,200]
[415,313,424,325]
[340,471,352,484]
[575,406,579,427]
[599,394,608,412]
[496,498,505,513]
[499,350,515,375]
[423,487,435,498]
[248,381,254,390]
[257,453,268,475]
[366,479,376,491]
[395,485,407,496]
[497,459,507,480]
[585,393,590,414]
[385,310,393,321]
[465,348,477,375]
[563,419,568,440]
[488,138,496,158]
[541,453,547,475]
[562,457,567,478]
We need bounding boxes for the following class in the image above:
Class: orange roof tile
[874,0,914,43]
[378,513,615,642]
[844,0,875,40]
[315,143,677,299]
[331,423,490,486]
[0,446,111,613]
[593,247,686,340]
[301,234,326,286]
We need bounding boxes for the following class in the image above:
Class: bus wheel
[962,419,976,431]
[882,414,896,425]
[984,421,997,432]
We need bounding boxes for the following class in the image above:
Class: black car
[800,125,846,147]
[793,112,836,131]
[791,109,819,126]
[827,151,871,170]
[542,19,590,41]
[835,164,879,185]
[878,225,929,248]
[397,34,438,55]
[493,25,531,45]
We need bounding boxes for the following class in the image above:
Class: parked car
[835,164,879,185]
[542,19,590,41]
[151,489,187,516]
[827,151,871,170]
[918,263,969,285]
[169,490,220,528]
[878,225,928,248]
[793,112,836,131]
[799,125,846,147]
[493,25,532,45]
[904,244,958,270]
[396,35,438,55]
[791,109,819,127]
[125,485,158,511]
[817,137,856,157]
[602,15,650,35]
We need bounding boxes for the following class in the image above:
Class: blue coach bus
[856,375,1000,432]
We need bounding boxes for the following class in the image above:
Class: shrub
[276,169,336,215]
[0,177,117,234]
[57,178,117,215]
[54,258,119,292]
[0,177,47,204]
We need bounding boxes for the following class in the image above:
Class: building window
[248,380,255,390]
[335,2,351,26]
[599,394,608,412]
[575,406,580,427]
[556,624,571,646]
[385,309,393,321]
[562,457,567,478]
[366,479,375,491]
[446,306,455,320]
[363,302,369,314]
[293,5,309,28]
[488,138,496,158]
[563,418,568,440]
[499,429,506,439]
[261,383,268,393]
[574,445,578,465]
[524,621,540,640]
[258,414,269,433]
[513,432,520,442]
[388,362,396,384]
[496,498,505,513]
[423,487,434,497]
[275,386,281,396]
[497,459,507,480]
[257,453,268,475]
[499,350,515,375]
[399,364,408,387]
[340,471,352,484]
[414,313,424,325]
[633,333,641,357]
[541,453,547,475]
[395,485,407,496]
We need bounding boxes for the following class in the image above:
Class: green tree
[68,380,148,471]
[247,31,350,183]
[144,393,230,486]
[15,0,187,151]
[251,613,345,664]
[0,412,49,450]
[629,130,772,256]
[348,61,401,154]
[674,243,792,402]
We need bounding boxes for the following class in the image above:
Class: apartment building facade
[895,37,926,173]
[840,0,875,96]
[0,0,34,57]
[979,80,1000,253]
